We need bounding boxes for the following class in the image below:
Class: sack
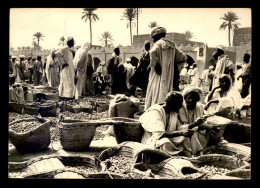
[86,65,94,76]
[23,70,32,79]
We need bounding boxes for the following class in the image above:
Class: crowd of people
[9,26,251,157]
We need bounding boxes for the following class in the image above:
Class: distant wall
[233,27,251,46]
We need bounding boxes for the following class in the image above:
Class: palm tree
[33,32,45,48]
[122,8,137,46]
[81,8,99,47]
[219,11,240,46]
[134,8,142,35]
[32,40,39,50]
[184,31,195,41]
[99,31,114,47]
[148,21,159,29]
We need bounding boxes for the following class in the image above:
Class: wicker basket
[203,143,251,162]
[223,120,251,143]
[9,102,24,114]
[96,101,109,112]
[9,155,104,179]
[59,103,75,113]
[59,119,98,151]
[204,115,231,147]
[87,172,124,179]
[73,105,93,114]
[110,117,144,144]
[98,141,171,174]
[9,117,51,151]
[134,154,250,179]
[23,103,40,116]
[39,102,57,117]
[44,93,59,101]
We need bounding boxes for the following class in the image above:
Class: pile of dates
[9,120,42,133]
[9,112,33,123]
[104,155,134,174]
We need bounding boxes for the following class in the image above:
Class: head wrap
[183,63,188,68]
[182,86,203,102]
[100,61,106,66]
[125,58,131,62]
[81,42,91,50]
[19,55,25,58]
[189,65,193,69]
[217,45,225,51]
[150,26,167,37]
[11,56,17,59]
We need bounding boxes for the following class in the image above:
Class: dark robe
[130,51,150,91]
[107,57,122,94]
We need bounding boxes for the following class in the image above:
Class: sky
[10,8,251,49]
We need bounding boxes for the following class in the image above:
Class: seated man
[178,86,210,156]
[204,74,242,116]
[139,90,207,156]
[9,76,25,103]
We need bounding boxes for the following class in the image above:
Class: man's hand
[179,129,194,137]
[155,63,162,75]
[195,115,208,125]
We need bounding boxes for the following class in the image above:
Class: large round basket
[39,102,57,117]
[73,106,93,114]
[204,115,231,147]
[59,103,75,113]
[59,119,98,151]
[96,101,109,113]
[9,117,51,151]
[111,117,144,144]
[9,102,24,114]
[23,103,40,116]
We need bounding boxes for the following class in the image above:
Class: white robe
[145,38,187,110]
[55,46,75,98]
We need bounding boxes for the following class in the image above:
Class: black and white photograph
[8,7,252,180]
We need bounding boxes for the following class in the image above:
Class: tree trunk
[89,18,92,47]
[228,24,231,46]
[130,21,132,46]
[37,38,40,50]
[105,39,107,47]
[137,9,138,35]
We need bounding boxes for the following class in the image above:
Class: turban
[125,58,131,62]
[19,55,25,58]
[182,86,203,102]
[150,27,167,37]
[81,42,91,50]
[11,56,17,59]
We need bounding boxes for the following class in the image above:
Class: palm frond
[219,22,228,30]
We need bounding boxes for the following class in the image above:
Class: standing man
[130,41,151,92]
[33,56,43,86]
[73,42,90,100]
[190,63,200,87]
[237,54,251,98]
[211,46,233,89]
[55,36,76,100]
[107,47,123,94]
[145,26,187,110]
